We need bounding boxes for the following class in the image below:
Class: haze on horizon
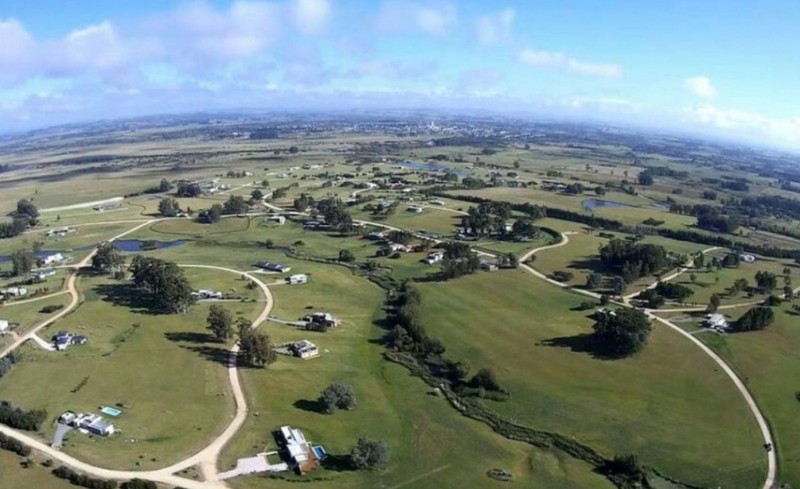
[0,0,798,152]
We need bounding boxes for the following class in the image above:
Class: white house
[424,251,444,265]
[740,253,756,263]
[42,253,65,266]
[286,274,308,285]
[290,340,319,359]
[387,243,412,253]
[267,215,286,225]
[192,289,223,300]
[704,313,729,330]
[279,425,317,473]
[1,287,27,298]
[0,320,9,333]
[31,268,57,281]
[407,206,423,214]
[64,413,115,437]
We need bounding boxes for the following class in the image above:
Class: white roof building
[704,313,729,329]
[0,320,9,332]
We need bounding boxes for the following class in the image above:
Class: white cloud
[684,104,800,151]
[375,1,457,36]
[347,60,436,80]
[0,19,35,84]
[46,22,129,76]
[684,76,716,98]
[476,8,515,46]
[519,48,623,78]
[293,0,331,35]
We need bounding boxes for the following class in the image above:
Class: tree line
[0,400,47,431]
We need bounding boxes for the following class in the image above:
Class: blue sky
[0,0,798,151]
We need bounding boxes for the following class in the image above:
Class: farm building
[53,331,89,351]
[407,206,423,214]
[42,253,66,266]
[740,253,756,263]
[286,274,308,285]
[31,268,57,280]
[46,227,74,238]
[290,340,319,359]
[192,289,223,299]
[259,262,292,273]
[303,312,340,329]
[267,215,286,225]
[0,320,9,333]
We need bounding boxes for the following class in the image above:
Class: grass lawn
[0,449,76,489]
[661,302,800,485]
[223,263,614,489]
[416,270,766,488]
[0,271,263,470]
[0,295,68,349]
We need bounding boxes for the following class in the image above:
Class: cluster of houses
[192,289,224,300]
[703,313,730,331]
[53,330,88,351]
[59,411,115,437]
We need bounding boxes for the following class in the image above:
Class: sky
[0,0,799,151]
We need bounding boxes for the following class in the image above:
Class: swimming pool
[101,406,122,417]
[312,445,327,460]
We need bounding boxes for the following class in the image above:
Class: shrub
[319,383,357,414]
[349,437,390,470]
[40,304,65,314]
[0,432,32,456]
[52,466,117,489]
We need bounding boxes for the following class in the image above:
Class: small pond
[582,198,636,211]
[113,239,188,252]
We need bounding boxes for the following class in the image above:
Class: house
[66,413,115,436]
[1,287,27,298]
[71,335,88,345]
[279,425,318,474]
[31,268,57,281]
[740,253,756,263]
[286,274,308,285]
[480,260,499,272]
[366,231,387,241]
[46,227,74,238]
[192,289,224,300]
[387,243,412,253]
[424,251,445,265]
[704,313,729,330]
[303,312,340,328]
[42,253,65,266]
[259,262,292,273]
[0,320,9,333]
[54,331,72,351]
[407,206,424,214]
[290,340,319,359]
[267,215,286,225]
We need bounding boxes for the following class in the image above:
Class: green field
[0,269,263,470]
[224,262,615,489]
[416,270,766,488]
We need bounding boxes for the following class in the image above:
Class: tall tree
[11,248,34,276]
[16,199,39,220]
[92,243,125,274]
[349,437,390,470]
[207,305,233,342]
[238,327,276,367]
[159,179,172,192]
[592,308,652,357]
[158,198,180,217]
[129,256,194,313]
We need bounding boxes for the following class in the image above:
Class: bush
[471,368,502,392]
[734,306,774,332]
[349,437,390,470]
[550,270,574,282]
[0,432,32,456]
[122,479,157,489]
[40,304,65,314]
[319,383,357,413]
[0,400,47,431]
[52,466,118,489]
[592,308,652,357]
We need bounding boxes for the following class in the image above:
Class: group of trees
[696,211,740,234]
[460,203,541,240]
[129,256,194,313]
[0,199,38,239]
[10,248,35,276]
[158,198,181,217]
[599,239,675,282]
[0,400,47,431]
[0,431,31,457]
[199,204,223,223]
[390,283,446,358]
[349,437,390,470]
[222,195,249,215]
[733,306,774,332]
[440,242,481,279]
[0,353,17,380]
[205,305,276,367]
[592,308,653,357]
[176,182,202,197]
[52,466,117,489]
[754,271,778,294]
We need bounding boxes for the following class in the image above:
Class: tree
[288,145,300,154]
[319,383,357,413]
[612,276,627,295]
[222,195,249,215]
[158,179,172,192]
[592,308,653,357]
[708,294,721,313]
[200,204,223,223]
[338,249,355,262]
[129,256,194,313]
[92,243,125,274]
[470,368,502,391]
[689,273,697,284]
[637,171,654,186]
[158,198,180,217]
[176,182,202,197]
[784,285,794,300]
[238,327,276,367]
[11,248,34,276]
[207,305,233,342]
[349,437,390,470]
[507,252,519,269]
[586,272,603,289]
[250,189,264,202]
[755,271,778,294]
[122,479,157,489]
[16,199,39,220]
